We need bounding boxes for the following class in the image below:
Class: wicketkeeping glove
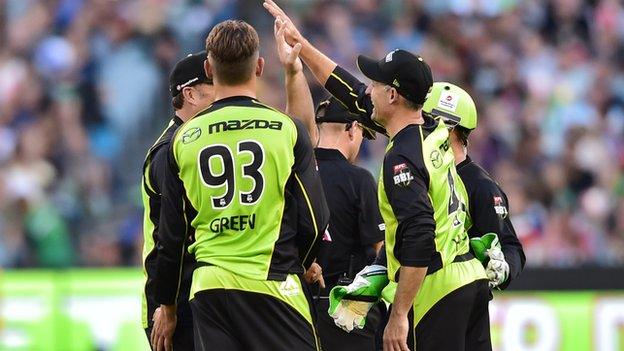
[327,265,389,332]
[470,233,509,289]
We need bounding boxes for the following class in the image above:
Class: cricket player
[273,19,385,350]
[151,20,329,351]
[331,84,525,292]
[263,2,491,350]
[142,51,214,350]
[422,82,525,290]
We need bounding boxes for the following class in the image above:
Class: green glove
[328,265,389,332]
[470,233,509,288]
[470,232,501,264]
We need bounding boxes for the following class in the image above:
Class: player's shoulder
[347,163,377,185]
[460,161,504,198]
[146,119,180,159]
[385,124,427,167]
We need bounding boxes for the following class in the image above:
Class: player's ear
[256,57,265,77]
[182,87,195,106]
[347,122,357,141]
[204,59,214,82]
[388,88,398,105]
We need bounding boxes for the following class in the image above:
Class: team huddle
[141,1,526,351]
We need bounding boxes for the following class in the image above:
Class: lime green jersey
[378,117,472,282]
[153,96,329,305]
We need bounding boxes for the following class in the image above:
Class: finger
[392,339,404,351]
[291,42,302,57]
[264,0,287,17]
[155,335,163,351]
[150,326,157,347]
[165,336,173,351]
[263,1,285,19]
[318,273,325,289]
[383,337,392,351]
[383,330,391,351]
[400,340,410,351]
[276,23,285,42]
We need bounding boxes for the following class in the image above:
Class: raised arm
[274,18,318,145]
[264,0,386,137]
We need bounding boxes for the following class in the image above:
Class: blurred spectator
[0,0,623,268]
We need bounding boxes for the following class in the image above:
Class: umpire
[312,98,385,351]
[141,51,214,350]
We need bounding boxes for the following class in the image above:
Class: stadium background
[1,0,623,350]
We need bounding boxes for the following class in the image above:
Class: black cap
[357,49,433,105]
[169,51,212,97]
[315,97,380,140]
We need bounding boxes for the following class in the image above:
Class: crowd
[0,0,623,269]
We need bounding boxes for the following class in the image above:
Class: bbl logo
[493,196,508,218]
[430,150,442,169]
[182,127,201,144]
[393,163,414,187]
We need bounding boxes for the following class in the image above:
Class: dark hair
[455,125,471,146]
[405,99,422,111]
[172,93,185,110]
[205,20,260,85]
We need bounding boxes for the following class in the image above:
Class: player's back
[172,96,305,280]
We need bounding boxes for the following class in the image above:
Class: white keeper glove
[486,247,509,289]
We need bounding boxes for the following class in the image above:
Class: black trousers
[145,301,195,351]
[407,279,491,351]
[315,298,386,351]
[190,289,319,351]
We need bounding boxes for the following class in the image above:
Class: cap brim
[361,125,377,140]
[357,55,385,83]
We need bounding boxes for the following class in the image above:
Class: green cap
[422,82,477,130]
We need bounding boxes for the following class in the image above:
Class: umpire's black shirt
[314,148,384,292]
[457,156,526,289]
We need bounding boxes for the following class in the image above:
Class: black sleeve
[292,119,330,269]
[148,145,169,194]
[356,170,385,246]
[469,183,526,289]
[383,150,436,267]
[324,66,373,117]
[154,143,188,305]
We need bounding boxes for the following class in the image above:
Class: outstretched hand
[274,17,303,75]
[263,0,304,47]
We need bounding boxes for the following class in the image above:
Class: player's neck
[176,107,197,122]
[317,134,351,162]
[450,133,467,164]
[452,143,467,165]
[385,108,424,139]
[212,81,257,101]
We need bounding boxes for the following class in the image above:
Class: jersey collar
[315,148,348,162]
[173,115,184,126]
[457,155,473,171]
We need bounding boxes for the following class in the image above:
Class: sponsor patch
[430,150,442,169]
[323,227,332,242]
[493,196,508,218]
[392,163,414,187]
[378,223,386,231]
[182,127,201,144]
[385,49,398,62]
[279,276,300,297]
[437,91,460,112]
